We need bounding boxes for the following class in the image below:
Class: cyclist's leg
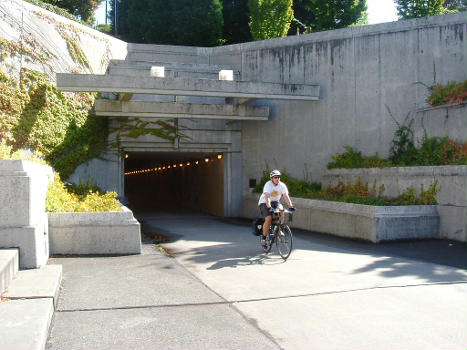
[259,204,272,238]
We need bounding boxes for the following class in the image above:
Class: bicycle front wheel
[276,225,293,260]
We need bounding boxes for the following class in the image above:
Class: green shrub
[46,176,122,212]
[427,80,467,106]
[327,146,391,169]
[252,168,321,198]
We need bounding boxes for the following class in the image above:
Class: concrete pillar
[0,160,53,268]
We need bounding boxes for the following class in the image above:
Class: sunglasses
[272,176,280,179]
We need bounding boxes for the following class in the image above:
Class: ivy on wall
[0,67,108,179]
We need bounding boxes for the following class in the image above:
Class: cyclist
[258,170,294,245]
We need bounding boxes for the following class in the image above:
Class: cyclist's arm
[283,192,293,208]
[264,192,272,209]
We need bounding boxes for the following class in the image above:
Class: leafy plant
[327,146,391,169]
[427,80,467,106]
[387,107,418,166]
[46,176,122,212]
[248,0,294,40]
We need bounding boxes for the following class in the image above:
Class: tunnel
[124,151,225,216]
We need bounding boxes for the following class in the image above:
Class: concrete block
[0,298,54,350]
[3,264,62,308]
[48,206,142,255]
[0,160,53,227]
[243,194,440,243]
[0,213,49,269]
[0,249,18,295]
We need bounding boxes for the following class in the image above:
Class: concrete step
[0,298,54,350]
[0,264,62,350]
[3,264,62,307]
[0,248,19,295]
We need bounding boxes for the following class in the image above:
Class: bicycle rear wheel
[276,225,293,259]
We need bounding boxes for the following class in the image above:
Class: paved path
[46,210,466,349]
[137,210,467,350]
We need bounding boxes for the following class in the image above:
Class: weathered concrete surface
[45,241,279,350]
[0,160,53,268]
[323,165,467,241]
[48,206,142,255]
[57,74,320,100]
[0,298,54,350]
[0,249,18,295]
[139,211,467,350]
[0,0,127,79]
[243,194,440,242]
[94,100,269,120]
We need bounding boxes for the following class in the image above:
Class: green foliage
[289,0,367,34]
[248,0,294,40]
[32,0,102,23]
[222,0,252,44]
[443,0,467,11]
[254,169,440,205]
[24,0,91,26]
[427,80,467,106]
[111,0,224,46]
[0,68,108,180]
[327,146,391,169]
[46,176,122,212]
[387,108,418,166]
[252,167,321,198]
[96,23,113,35]
[394,0,451,19]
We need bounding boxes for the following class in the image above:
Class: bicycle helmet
[270,170,281,178]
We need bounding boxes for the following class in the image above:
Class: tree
[394,0,446,19]
[222,0,252,44]
[442,0,467,11]
[40,0,103,22]
[289,0,367,34]
[110,0,223,46]
[248,0,294,40]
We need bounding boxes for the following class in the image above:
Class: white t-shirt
[258,180,289,205]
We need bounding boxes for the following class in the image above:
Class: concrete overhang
[94,100,269,120]
[56,74,320,101]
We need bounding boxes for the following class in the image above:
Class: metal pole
[105,0,108,25]
[114,0,118,36]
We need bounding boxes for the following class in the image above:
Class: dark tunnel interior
[124,151,225,216]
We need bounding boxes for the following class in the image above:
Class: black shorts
[259,201,279,218]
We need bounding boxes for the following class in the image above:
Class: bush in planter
[327,146,392,169]
[427,80,467,106]
[46,176,122,213]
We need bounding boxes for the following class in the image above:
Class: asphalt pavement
[46,209,466,350]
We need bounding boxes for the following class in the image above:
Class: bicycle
[260,207,294,260]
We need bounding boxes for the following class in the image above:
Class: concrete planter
[243,194,440,243]
[48,206,141,255]
[0,160,53,268]
[323,165,466,242]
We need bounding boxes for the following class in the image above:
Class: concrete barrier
[243,193,440,243]
[322,165,466,242]
[48,206,142,255]
[0,160,53,268]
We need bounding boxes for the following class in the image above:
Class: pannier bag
[252,217,264,236]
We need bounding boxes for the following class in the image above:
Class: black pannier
[252,217,264,236]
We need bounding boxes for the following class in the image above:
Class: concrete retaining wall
[243,194,440,243]
[0,160,53,268]
[48,206,141,255]
[322,165,466,242]
[221,12,467,193]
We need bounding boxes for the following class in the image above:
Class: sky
[95,0,399,26]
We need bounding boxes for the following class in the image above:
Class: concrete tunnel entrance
[124,151,225,216]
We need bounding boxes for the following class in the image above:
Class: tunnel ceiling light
[186,162,190,166]
[204,158,209,162]
[179,163,183,167]
[195,161,199,165]
[125,154,129,159]
[217,154,222,159]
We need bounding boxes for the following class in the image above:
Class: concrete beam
[57,74,320,101]
[94,100,269,120]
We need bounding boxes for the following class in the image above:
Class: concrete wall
[0,0,127,78]
[208,13,467,192]
[323,165,466,242]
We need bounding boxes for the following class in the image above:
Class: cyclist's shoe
[261,235,269,248]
